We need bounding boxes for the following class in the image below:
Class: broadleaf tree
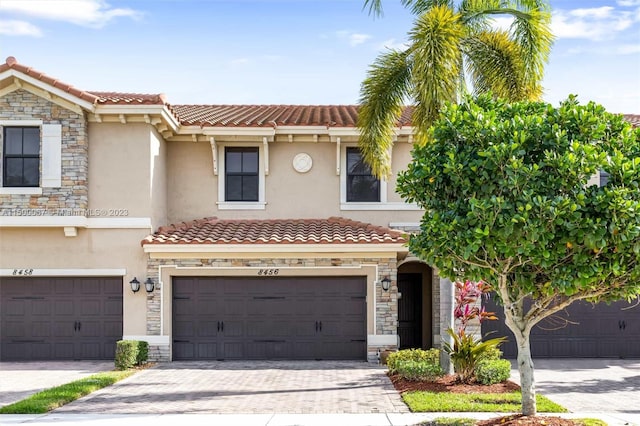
[358,0,554,178]
[397,94,640,415]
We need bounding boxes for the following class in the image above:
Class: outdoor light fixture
[381,276,391,292]
[129,277,141,293]
[144,277,155,293]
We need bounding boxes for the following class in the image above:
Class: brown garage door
[173,276,366,360]
[0,277,123,361]
[482,297,640,358]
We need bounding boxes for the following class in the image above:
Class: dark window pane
[226,151,242,173]
[242,176,259,201]
[23,128,40,155]
[4,158,23,186]
[346,148,380,202]
[347,176,380,202]
[242,150,258,173]
[23,158,39,186]
[4,128,23,154]
[226,175,243,201]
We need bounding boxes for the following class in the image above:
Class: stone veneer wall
[0,90,88,211]
[144,256,399,362]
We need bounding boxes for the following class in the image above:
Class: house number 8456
[258,269,279,276]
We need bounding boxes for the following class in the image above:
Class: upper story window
[346,147,380,202]
[3,127,40,187]
[225,147,259,202]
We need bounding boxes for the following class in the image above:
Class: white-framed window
[216,143,266,210]
[340,144,388,209]
[0,120,61,195]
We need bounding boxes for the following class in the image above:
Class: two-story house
[1,56,638,363]
[0,56,439,362]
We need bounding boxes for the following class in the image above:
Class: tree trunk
[514,328,536,416]
[496,274,537,416]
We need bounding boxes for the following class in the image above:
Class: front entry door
[398,273,422,349]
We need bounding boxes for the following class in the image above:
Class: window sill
[340,202,422,211]
[0,187,43,195]
[217,201,266,210]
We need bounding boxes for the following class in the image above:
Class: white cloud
[0,0,141,29]
[349,33,371,46]
[378,38,409,50]
[616,44,640,54]
[552,6,635,40]
[617,0,640,6]
[0,20,43,37]
[491,16,513,32]
[335,30,372,47]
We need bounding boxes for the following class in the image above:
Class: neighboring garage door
[173,276,366,360]
[482,297,640,358]
[0,277,123,361]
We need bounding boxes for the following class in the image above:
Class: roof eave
[142,242,408,255]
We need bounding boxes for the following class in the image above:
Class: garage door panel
[31,321,52,337]
[3,321,24,337]
[0,277,123,361]
[483,297,640,358]
[172,276,366,360]
[198,321,219,338]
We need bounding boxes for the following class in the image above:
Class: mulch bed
[389,373,521,394]
[389,373,581,426]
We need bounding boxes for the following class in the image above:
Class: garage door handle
[74,321,78,331]
[78,321,81,331]
[220,321,224,332]
[319,321,322,331]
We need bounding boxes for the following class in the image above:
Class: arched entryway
[397,260,434,349]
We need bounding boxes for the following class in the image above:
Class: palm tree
[358,0,554,178]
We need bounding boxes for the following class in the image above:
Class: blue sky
[1,0,639,113]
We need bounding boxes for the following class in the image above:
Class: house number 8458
[258,269,279,276]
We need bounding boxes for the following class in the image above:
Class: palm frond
[357,49,413,178]
[508,3,554,100]
[410,5,465,132]
[464,30,528,100]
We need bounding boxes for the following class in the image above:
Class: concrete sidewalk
[0,412,638,426]
[0,361,113,407]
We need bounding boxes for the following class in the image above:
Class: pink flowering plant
[444,280,505,383]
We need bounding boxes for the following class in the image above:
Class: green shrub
[136,340,149,365]
[477,346,503,362]
[475,359,512,385]
[396,360,444,381]
[115,340,138,370]
[443,329,506,383]
[387,348,440,373]
[115,340,148,370]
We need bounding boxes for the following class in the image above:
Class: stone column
[439,276,455,374]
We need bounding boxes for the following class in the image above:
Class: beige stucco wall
[150,127,167,229]
[88,122,166,222]
[166,138,423,226]
[0,228,149,336]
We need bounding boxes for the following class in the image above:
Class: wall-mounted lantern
[129,277,141,293]
[381,276,391,292]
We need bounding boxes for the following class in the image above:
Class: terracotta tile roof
[89,91,167,105]
[1,56,99,104]
[623,114,640,127]
[1,57,166,106]
[142,217,407,245]
[170,104,414,128]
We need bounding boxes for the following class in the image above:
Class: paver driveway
[512,359,640,414]
[54,361,409,414]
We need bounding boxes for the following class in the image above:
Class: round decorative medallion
[292,153,313,173]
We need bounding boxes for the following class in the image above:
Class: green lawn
[0,370,136,414]
[403,391,567,413]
